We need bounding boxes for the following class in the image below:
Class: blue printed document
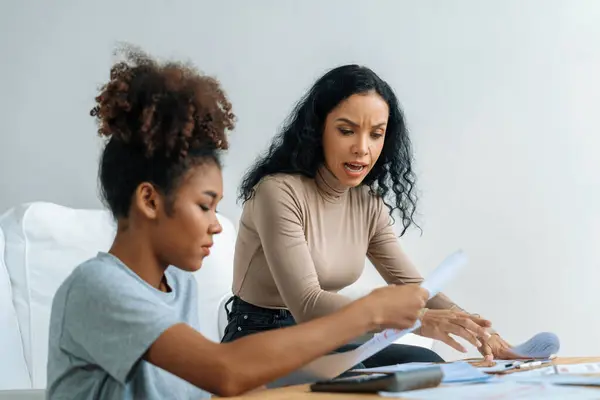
[354,361,491,384]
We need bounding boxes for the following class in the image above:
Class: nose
[351,135,369,156]
[209,217,223,235]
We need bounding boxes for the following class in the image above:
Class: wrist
[352,296,381,333]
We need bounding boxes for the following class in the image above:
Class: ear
[133,182,163,220]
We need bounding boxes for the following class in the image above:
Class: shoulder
[251,173,312,206]
[254,173,309,195]
[63,253,151,302]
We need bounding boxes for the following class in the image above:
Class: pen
[517,361,543,369]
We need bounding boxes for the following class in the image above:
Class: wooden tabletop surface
[222,357,600,399]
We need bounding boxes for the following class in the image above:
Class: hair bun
[91,44,234,159]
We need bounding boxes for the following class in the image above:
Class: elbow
[294,290,337,323]
[212,371,261,398]
[212,381,246,398]
[208,353,259,397]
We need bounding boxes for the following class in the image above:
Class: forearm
[289,289,354,323]
[219,298,375,394]
[426,292,461,310]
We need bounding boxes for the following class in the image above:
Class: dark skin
[108,161,430,397]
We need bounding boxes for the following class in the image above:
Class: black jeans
[221,296,444,368]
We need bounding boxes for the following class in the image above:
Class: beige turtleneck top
[232,166,458,323]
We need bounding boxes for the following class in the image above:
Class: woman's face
[322,91,389,187]
[148,162,224,272]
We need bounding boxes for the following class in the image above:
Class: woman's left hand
[416,309,492,353]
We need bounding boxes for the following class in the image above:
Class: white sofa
[0,201,432,394]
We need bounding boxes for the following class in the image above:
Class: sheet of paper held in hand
[267,250,469,388]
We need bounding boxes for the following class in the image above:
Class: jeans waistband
[225,296,293,319]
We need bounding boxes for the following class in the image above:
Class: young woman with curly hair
[46,46,432,399]
[224,65,518,366]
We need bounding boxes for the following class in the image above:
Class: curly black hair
[239,64,418,235]
[91,44,235,219]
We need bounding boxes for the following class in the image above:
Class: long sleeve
[366,198,459,310]
[250,177,352,323]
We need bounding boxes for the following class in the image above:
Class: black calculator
[309,366,443,393]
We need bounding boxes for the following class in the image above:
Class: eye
[371,132,384,139]
[199,204,210,212]
[338,128,353,136]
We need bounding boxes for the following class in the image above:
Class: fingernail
[484,331,491,338]
[476,341,482,347]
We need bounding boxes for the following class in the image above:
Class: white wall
[1,0,599,359]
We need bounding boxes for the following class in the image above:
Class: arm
[366,198,459,310]
[65,256,427,397]
[249,178,352,322]
[146,297,377,397]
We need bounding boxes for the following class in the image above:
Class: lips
[344,162,367,172]
[201,243,213,256]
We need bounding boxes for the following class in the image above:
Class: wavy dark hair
[239,64,418,235]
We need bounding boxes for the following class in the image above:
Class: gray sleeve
[60,268,181,384]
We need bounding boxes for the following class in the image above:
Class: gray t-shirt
[47,252,210,399]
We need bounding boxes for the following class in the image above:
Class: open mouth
[344,163,366,172]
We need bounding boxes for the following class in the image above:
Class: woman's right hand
[364,284,429,331]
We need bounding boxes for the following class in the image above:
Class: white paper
[555,362,600,374]
[511,332,560,358]
[478,358,554,374]
[508,374,600,386]
[268,250,468,388]
[380,381,600,399]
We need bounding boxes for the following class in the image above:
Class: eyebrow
[335,117,387,128]
[203,190,218,199]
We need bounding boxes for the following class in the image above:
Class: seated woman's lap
[220,296,444,367]
[334,343,444,367]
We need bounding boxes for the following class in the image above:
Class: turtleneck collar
[315,165,348,202]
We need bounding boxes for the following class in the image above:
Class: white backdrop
[1,0,599,359]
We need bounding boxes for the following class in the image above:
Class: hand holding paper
[268,250,469,387]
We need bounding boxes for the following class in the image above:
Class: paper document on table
[508,374,600,386]
[267,250,468,388]
[477,358,555,374]
[380,381,600,399]
[555,362,600,374]
[355,361,491,384]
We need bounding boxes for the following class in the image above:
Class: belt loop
[224,296,234,319]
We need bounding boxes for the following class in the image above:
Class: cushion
[0,225,31,390]
[0,203,116,388]
[0,202,237,388]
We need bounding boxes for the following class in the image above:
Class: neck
[315,164,349,202]
[109,224,167,291]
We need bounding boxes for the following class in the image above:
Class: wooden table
[224,357,600,399]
